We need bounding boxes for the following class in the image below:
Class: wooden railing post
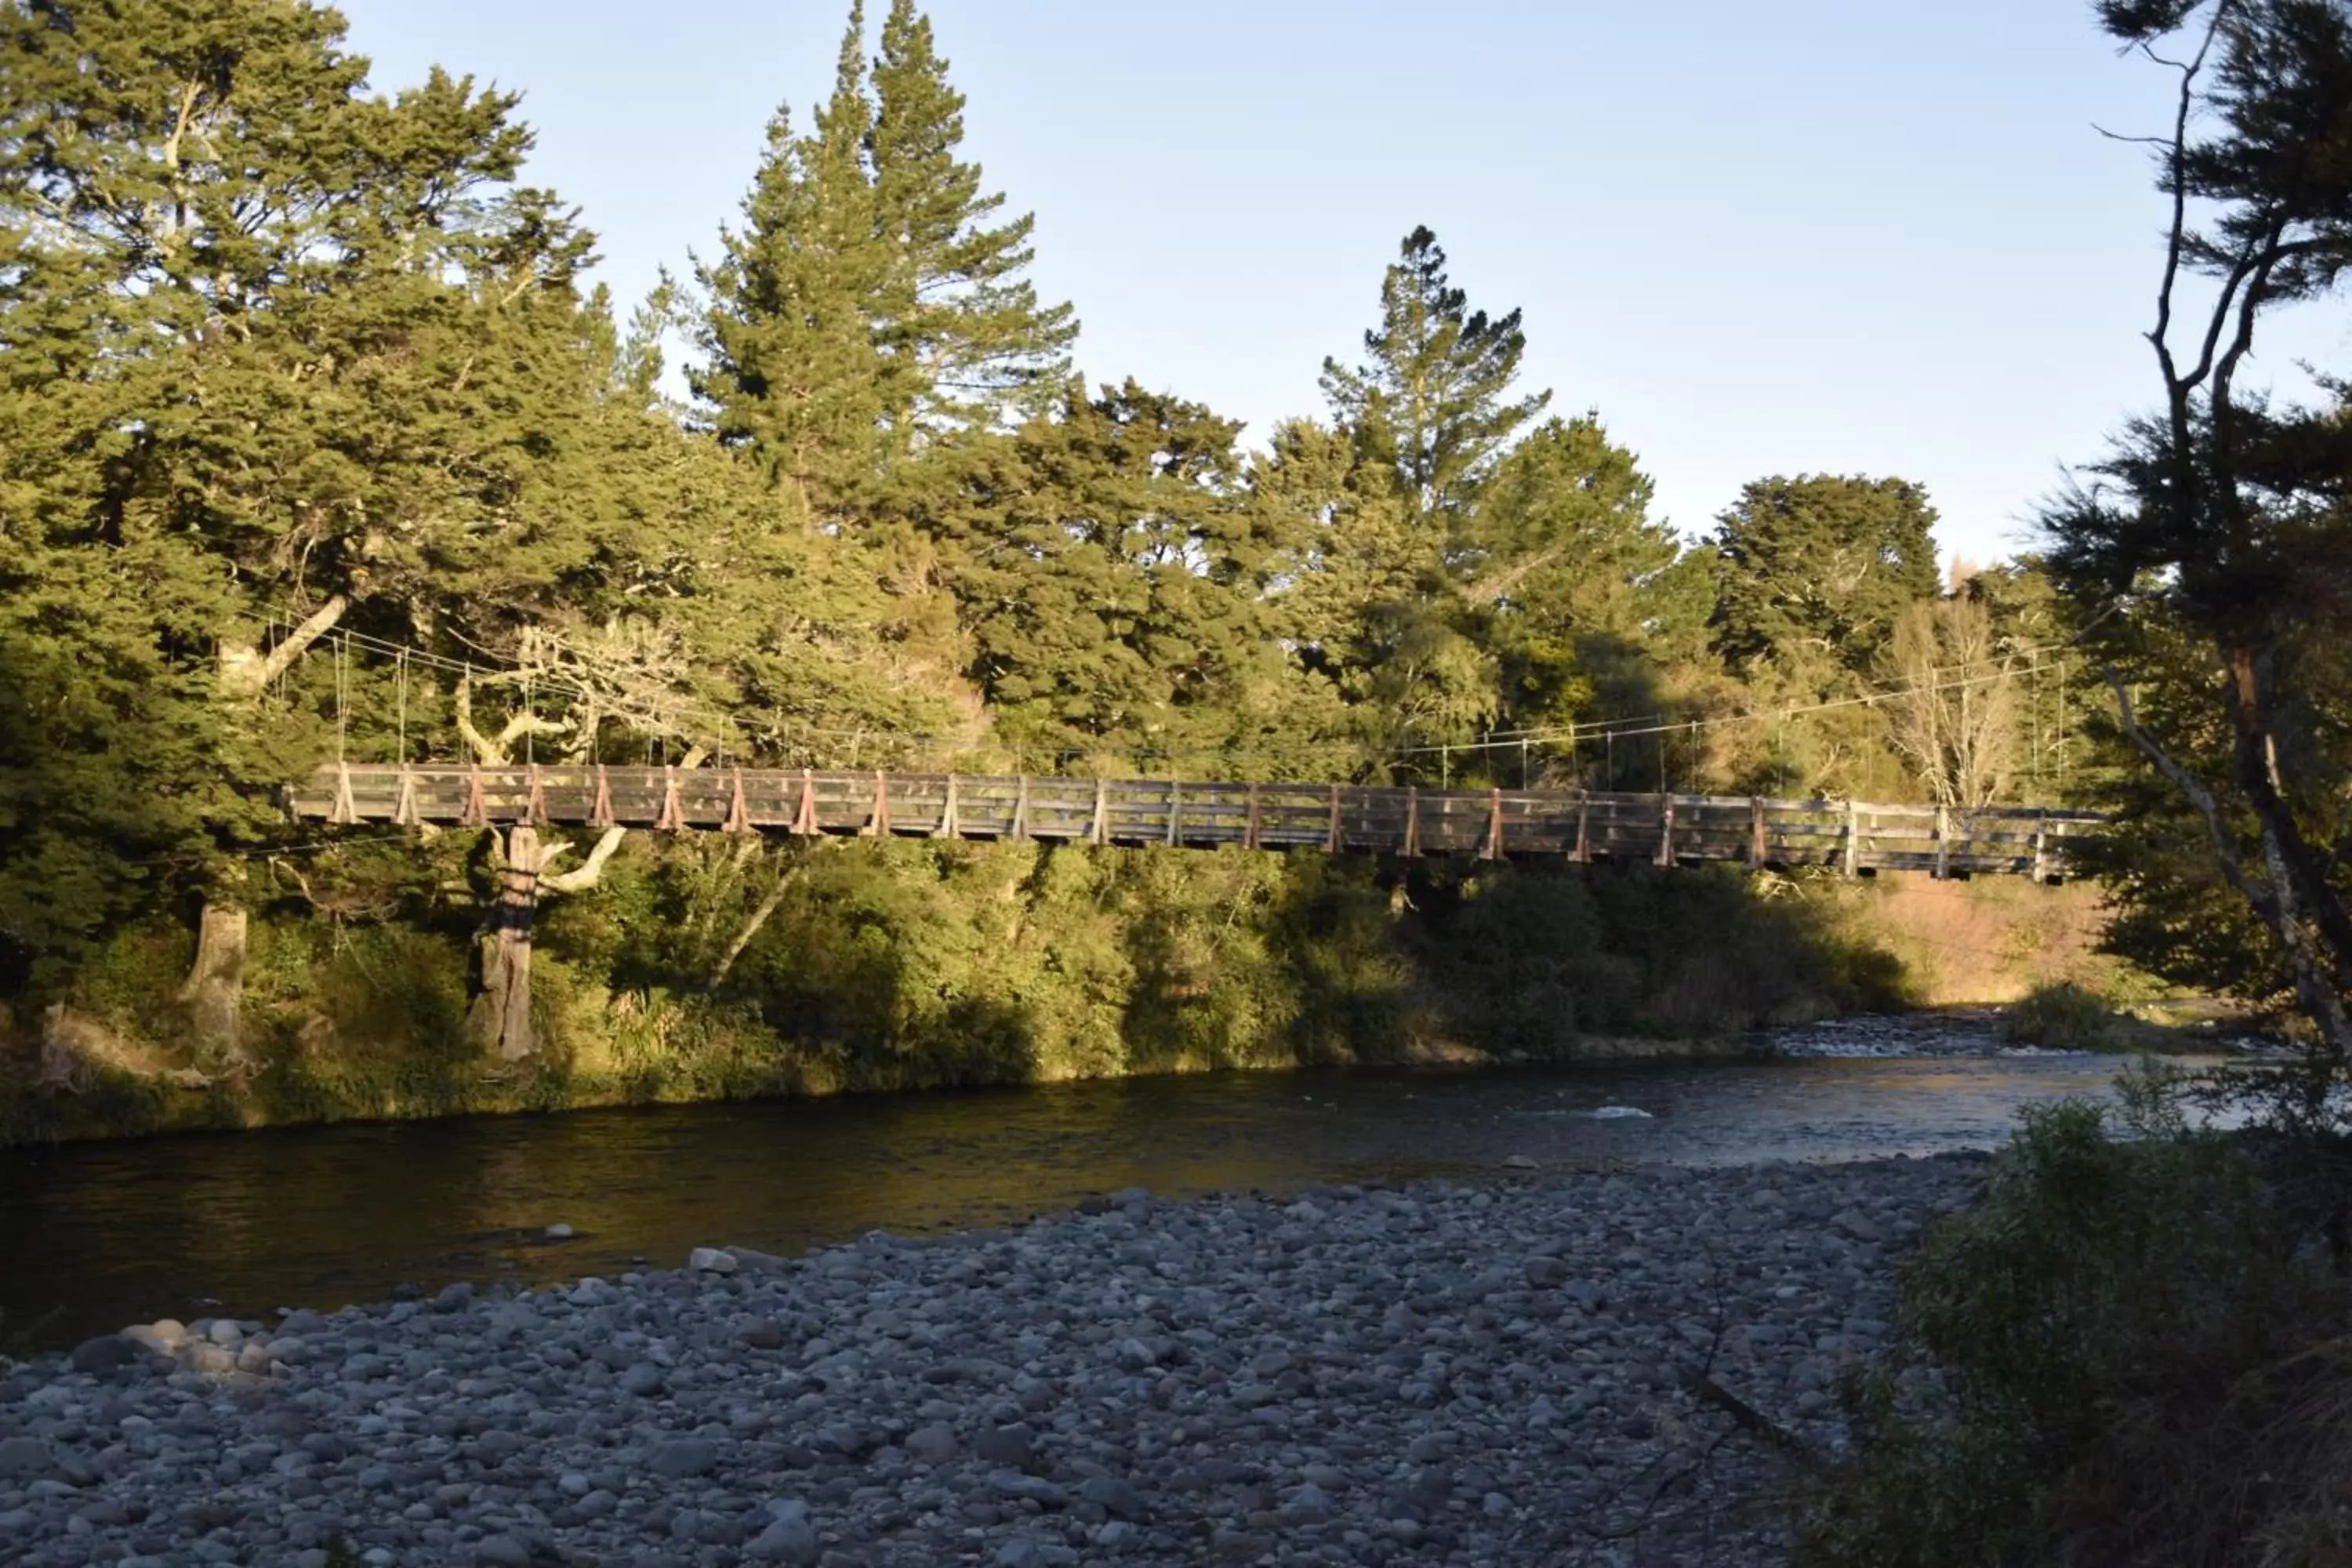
[331,760,359,826]
[1573,793,1590,863]
[1011,775,1031,841]
[1933,804,1951,879]
[1327,783,1342,854]
[393,764,419,828]
[861,770,888,837]
[1403,786,1421,857]
[936,774,960,840]
[1245,782,1261,851]
[1748,797,1766,866]
[655,765,684,832]
[1655,794,1675,867]
[790,768,816,836]
[1090,777,1108,846]
[2032,816,2051,884]
[1167,779,1181,848]
[464,763,489,828]
[1842,800,1860,877]
[588,764,613,829]
[524,764,549,827]
[1481,787,1504,862]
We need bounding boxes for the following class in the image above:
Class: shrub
[1998,980,2118,1048]
[1795,1098,2352,1567]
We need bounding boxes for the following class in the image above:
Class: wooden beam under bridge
[289,764,2103,881]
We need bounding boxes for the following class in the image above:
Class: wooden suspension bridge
[291,764,2103,880]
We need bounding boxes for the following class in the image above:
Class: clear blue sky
[336,0,2345,565]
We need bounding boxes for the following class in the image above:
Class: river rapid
[1,1012,2119,1350]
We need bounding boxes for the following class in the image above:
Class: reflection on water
[2,1054,2124,1348]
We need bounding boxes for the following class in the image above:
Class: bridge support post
[727,768,754,834]
[655,767,684,832]
[862,770,888,837]
[463,764,488,828]
[330,762,359,826]
[524,764,548,827]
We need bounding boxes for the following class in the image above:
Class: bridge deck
[290,765,2101,879]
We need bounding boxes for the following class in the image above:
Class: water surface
[0,1047,2125,1348]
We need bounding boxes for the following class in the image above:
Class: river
[0,1025,2129,1352]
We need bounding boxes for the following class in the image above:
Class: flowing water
[0,1030,2130,1350]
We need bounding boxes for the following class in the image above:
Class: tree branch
[219,593,348,698]
[542,828,627,894]
[2108,667,2278,920]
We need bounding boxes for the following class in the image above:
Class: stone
[67,1335,144,1375]
[0,1437,54,1478]
[648,1437,720,1479]
[543,1223,576,1240]
[688,1247,740,1274]
[739,1321,787,1351]
[619,1361,666,1396]
[974,1424,1038,1471]
[1501,1153,1540,1170]
[433,1281,476,1312]
[1830,1207,1886,1243]
[1078,1475,1151,1522]
[903,1423,959,1465]
[738,1496,818,1563]
[471,1537,532,1567]
[1523,1255,1570,1288]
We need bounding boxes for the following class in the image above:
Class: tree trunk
[468,826,543,1062]
[180,902,249,1065]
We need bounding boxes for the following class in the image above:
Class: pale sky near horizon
[334,0,2347,567]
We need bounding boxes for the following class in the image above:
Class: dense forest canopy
[5,0,2328,1096]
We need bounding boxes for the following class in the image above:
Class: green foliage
[1711,475,1943,678]
[1998,981,2118,1049]
[1797,1101,2352,1568]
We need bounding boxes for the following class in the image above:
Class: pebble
[0,1157,1984,1566]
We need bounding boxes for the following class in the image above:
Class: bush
[1998,980,2118,1048]
[1795,1097,2352,1567]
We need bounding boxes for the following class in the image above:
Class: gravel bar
[0,1155,1985,1567]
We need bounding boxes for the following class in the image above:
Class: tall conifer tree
[1320,226,1550,521]
[868,0,1076,439]
[691,5,892,517]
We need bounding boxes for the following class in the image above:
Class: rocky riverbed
[0,1155,1984,1567]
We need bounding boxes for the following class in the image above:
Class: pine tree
[1462,416,1704,734]
[1319,226,1551,521]
[1258,420,1496,772]
[1709,475,1942,677]
[692,5,895,517]
[868,0,1076,439]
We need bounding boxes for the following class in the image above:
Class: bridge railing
[289,764,2103,880]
